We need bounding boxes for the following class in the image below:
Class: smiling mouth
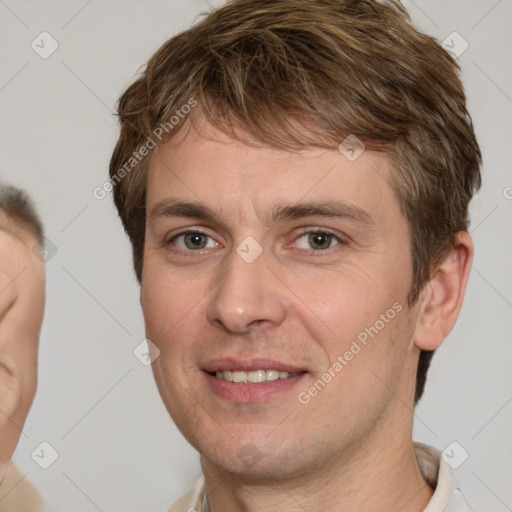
[208,369,304,384]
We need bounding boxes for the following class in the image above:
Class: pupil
[186,233,206,249]
[309,233,330,249]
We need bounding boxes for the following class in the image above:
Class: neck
[200,422,433,512]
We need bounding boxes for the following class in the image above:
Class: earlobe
[414,232,473,351]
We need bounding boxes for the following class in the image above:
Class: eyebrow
[148,199,373,226]
[273,201,373,225]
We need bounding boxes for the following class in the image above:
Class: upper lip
[202,357,307,373]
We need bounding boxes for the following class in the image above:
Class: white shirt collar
[413,442,471,512]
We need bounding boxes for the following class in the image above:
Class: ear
[413,231,473,351]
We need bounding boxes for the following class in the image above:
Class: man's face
[141,122,422,479]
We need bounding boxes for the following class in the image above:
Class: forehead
[146,122,399,227]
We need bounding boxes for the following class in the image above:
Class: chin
[198,435,312,482]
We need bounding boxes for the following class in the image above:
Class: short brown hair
[0,183,43,243]
[109,0,482,403]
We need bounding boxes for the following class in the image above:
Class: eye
[171,232,219,250]
[294,231,341,251]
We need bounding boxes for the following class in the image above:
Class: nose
[206,247,286,334]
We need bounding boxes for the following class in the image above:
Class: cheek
[289,265,404,348]
[294,304,412,433]
[141,268,207,353]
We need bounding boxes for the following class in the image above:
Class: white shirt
[167,442,471,512]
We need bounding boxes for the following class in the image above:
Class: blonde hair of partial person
[0,184,43,245]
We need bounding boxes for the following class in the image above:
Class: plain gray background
[1,0,511,510]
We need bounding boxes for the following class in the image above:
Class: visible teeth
[216,370,233,381]
[213,369,301,383]
[247,370,266,383]
[266,369,279,381]
[232,371,247,383]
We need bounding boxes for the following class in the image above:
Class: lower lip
[203,371,307,402]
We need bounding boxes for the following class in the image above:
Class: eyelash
[291,228,345,251]
[165,227,346,255]
[165,228,216,254]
